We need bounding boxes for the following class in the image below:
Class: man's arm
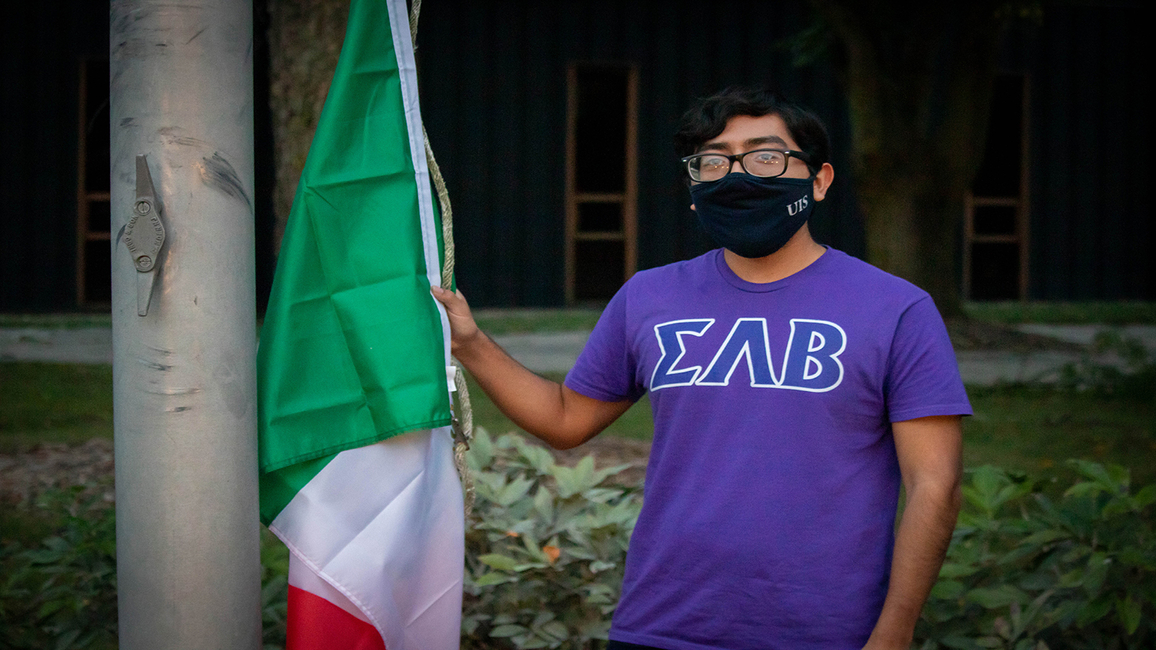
[431,286,633,449]
[863,414,963,650]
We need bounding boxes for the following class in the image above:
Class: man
[432,86,969,650]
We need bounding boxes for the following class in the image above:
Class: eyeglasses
[681,149,812,183]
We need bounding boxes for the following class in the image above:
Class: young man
[432,87,970,650]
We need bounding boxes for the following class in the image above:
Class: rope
[408,0,421,46]
[452,363,476,515]
[410,0,474,517]
[425,127,456,289]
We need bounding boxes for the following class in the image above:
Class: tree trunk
[808,0,1005,318]
[859,163,967,317]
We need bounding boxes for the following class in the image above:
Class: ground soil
[0,438,115,507]
[944,318,1084,353]
[0,436,650,506]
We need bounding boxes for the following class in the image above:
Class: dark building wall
[420,1,1154,307]
[2,1,1150,311]
[1,0,108,311]
[0,0,276,313]
[1024,4,1152,300]
[417,0,864,307]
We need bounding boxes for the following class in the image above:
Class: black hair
[673,86,831,171]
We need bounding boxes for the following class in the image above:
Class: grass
[965,384,1156,486]
[964,300,1156,325]
[0,362,113,454]
[2,321,1153,547]
[472,308,604,334]
[3,362,1152,478]
[464,372,1155,486]
[0,313,112,329]
[463,371,655,442]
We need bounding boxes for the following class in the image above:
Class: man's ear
[812,163,835,202]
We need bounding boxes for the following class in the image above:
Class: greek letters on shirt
[649,318,847,392]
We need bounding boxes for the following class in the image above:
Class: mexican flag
[257,0,463,648]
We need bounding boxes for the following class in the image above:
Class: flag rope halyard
[410,0,475,516]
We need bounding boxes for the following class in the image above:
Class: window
[965,73,1030,300]
[565,63,638,304]
[77,57,112,306]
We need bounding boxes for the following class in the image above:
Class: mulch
[0,438,115,507]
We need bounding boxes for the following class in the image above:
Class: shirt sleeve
[564,283,646,403]
[885,296,973,422]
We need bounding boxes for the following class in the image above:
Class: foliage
[260,526,292,650]
[0,485,293,650]
[0,486,117,650]
[460,429,642,650]
[918,462,1156,650]
[3,437,1153,649]
[459,434,1156,649]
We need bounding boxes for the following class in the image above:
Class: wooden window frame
[564,62,639,305]
[963,74,1031,301]
[77,56,111,307]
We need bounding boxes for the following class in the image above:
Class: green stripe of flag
[257,0,451,523]
[259,453,335,525]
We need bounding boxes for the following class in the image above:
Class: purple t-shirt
[565,248,971,650]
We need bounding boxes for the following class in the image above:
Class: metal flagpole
[109,0,261,647]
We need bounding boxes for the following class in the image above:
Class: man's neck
[722,225,826,284]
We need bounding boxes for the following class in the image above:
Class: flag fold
[257,0,463,647]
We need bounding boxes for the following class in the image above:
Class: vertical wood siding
[417,0,861,307]
[1,0,1150,310]
[1024,5,1152,300]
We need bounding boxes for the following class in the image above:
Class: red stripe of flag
[286,585,387,650]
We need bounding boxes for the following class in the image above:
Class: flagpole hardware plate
[125,154,166,316]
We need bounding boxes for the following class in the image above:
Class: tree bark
[807,0,1005,317]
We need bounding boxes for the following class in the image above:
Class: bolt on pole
[109,0,261,647]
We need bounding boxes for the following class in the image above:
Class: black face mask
[690,173,815,259]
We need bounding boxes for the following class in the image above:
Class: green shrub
[461,428,642,649]
[918,461,1156,649]
[260,526,291,650]
[0,485,292,650]
[0,486,117,650]
[5,445,1151,649]
[461,432,1155,649]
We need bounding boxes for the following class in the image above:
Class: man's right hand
[428,285,633,450]
[430,285,482,355]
